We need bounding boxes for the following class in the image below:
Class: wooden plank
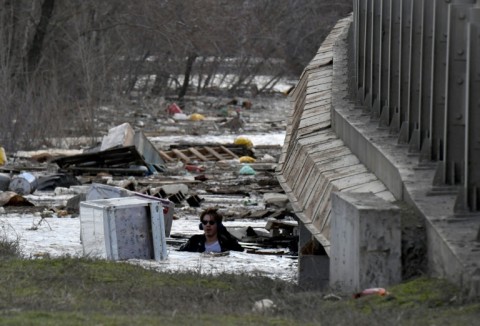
[172,149,191,163]
[187,147,209,161]
[219,146,239,158]
[204,146,225,160]
[159,151,174,162]
[160,145,240,162]
[60,166,148,176]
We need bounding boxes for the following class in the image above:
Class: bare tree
[26,0,55,75]
[0,0,352,151]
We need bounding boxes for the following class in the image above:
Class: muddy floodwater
[1,94,299,282]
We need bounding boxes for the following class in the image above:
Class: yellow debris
[234,136,253,149]
[239,156,256,163]
[0,147,6,166]
[189,113,205,121]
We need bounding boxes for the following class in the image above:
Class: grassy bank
[0,239,479,325]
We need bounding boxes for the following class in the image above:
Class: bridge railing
[353,0,480,213]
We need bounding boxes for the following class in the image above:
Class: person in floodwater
[179,207,244,253]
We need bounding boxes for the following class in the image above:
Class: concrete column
[298,220,311,250]
[330,191,401,292]
[297,219,330,290]
[298,255,330,290]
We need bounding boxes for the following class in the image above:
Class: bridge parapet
[353,0,480,214]
[278,4,480,297]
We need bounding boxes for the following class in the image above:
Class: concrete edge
[330,13,480,298]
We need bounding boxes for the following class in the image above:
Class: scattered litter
[0,173,10,191]
[160,146,238,163]
[37,173,82,191]
[234,136,254,149]
[246,248,289,255]
[54,187,76,196]
[0,191,35,207]
[261,154,276,163]
[202,251,230,257]
[100,122,135,152]
[323,293,342,301]
[166,191,186,204]
[353,287,389,299]
[53,125,165,176]
[194,174,208,181]
[242,100,252,110]
[66,193,87,214]
[252,299,276,313]
[243,199,258,206]
[185,165,206,173]
[265,218,298,237]
[239,156,256,163]
[186,194,204,207]
[221,113,244,131]
[55,209,69,217]
[40,209,54,218]
[263,193,290,208]
[189,113,205,121]
[239,165,256,175]
[166,103,183,115]
[172,113,188,120]
[0,147,6,165]
[159,184,189,196]
[8,172,38,195]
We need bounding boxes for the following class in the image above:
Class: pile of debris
[0,116,298,258]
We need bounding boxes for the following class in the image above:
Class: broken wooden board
[0,191,35,206]
[168,143,254,157]
[265,219,298,232]
[159,146,239,163]
[240,210,271,219]
[53,146,163,176]
[245,248,292,255]
[205,186,250,196]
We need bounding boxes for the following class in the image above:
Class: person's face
[201,214,218,238]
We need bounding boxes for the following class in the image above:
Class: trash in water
[239,165,256,175]
[353,287,389,299]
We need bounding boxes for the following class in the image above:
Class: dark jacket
[179,230,244,253]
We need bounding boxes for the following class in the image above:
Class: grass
[0,238,479,325]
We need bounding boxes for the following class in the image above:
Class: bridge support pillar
[330,192,401,293]
[298,255,330,291]
[297,222,330,290]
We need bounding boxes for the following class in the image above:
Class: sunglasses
[201,220,216,226]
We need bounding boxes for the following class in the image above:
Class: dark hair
[200,207,223,223]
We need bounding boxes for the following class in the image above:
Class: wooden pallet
[52,146,164,175]
[159,146,239,163]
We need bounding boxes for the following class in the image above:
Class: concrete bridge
[277,1,480,297]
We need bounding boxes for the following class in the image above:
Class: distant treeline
[0,0,351,151]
